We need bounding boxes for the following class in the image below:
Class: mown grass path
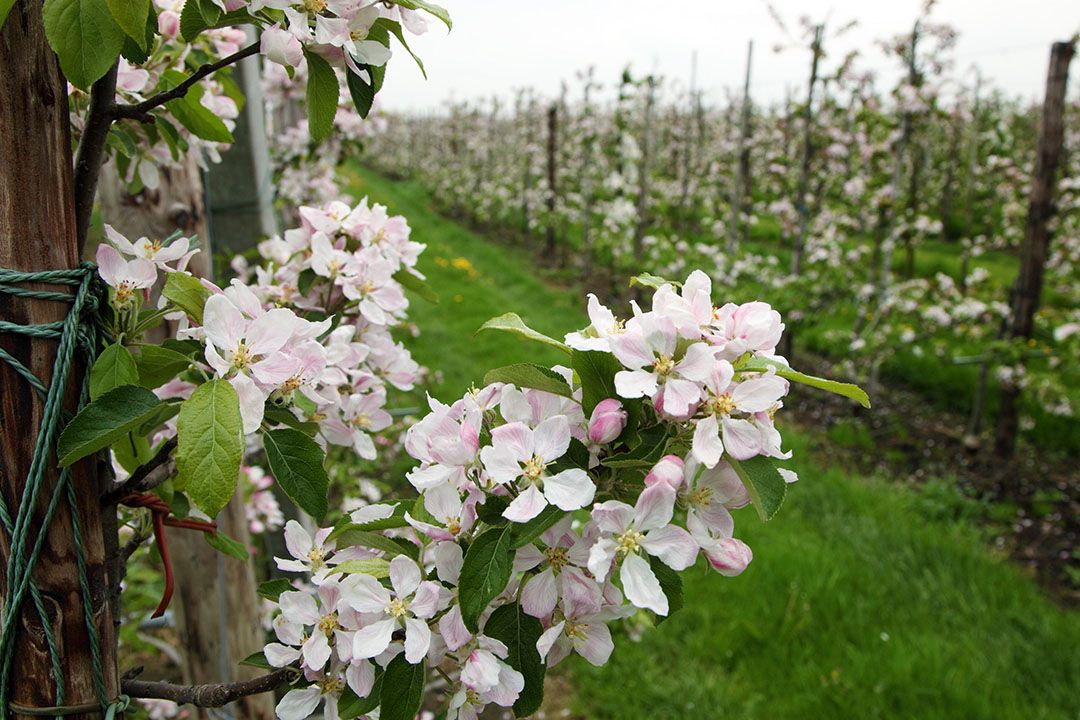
[343,163,1080,720]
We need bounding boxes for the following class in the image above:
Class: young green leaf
[105,0,149,48]
[205,530,249,560]
[378,656,425,720]
[162,271,211,323]
[240,651,273,670]
[161,69,234,143]
[56,385,162,467]
[477,312,571,354]
[511,506,566,549]
[738,356,871,408]
[262,428,330,521]
[483,603,546,716]
[89,343,140,400]
[134,345,194,389]
[482,363,573,398]
[332,529,419,560]
[392,268,438,303]
[329,558,391,579]
[42,0,126,90]
[458,525,515,632]
[256,578,292,602]
[375,18,426,78]
[629,273,680,291]
[176,380,243,518]
[395,0,452,30]
[727,454,787,522]
[345,63,378,119]
[571,349,623,415]
[304,50,339,143]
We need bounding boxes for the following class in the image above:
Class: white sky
[377,0,1080,112]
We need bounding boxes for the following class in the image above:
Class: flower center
[615,529,644,556]
[522,455,545,481]
[652,355,675,376]
[690,486,713,508]
[348,414,372,429]
[372,228,387,244]
[446,518,462,536]
[307,546,326,569]
[359,280,376,295]
[545,546,569,571]
[565,619,589,640]
[115,282,136,303]
[304,0,326,12]
[232,340,253,369]
[708,393,736,416]
[317,676,344,695]
[318,612,339,636]
[387,598,409,618]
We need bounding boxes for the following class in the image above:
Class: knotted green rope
[0,264,127,717]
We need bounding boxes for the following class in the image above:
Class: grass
[343,163,1080,720]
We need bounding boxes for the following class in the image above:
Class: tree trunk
[545,103,558,262]
[791,25,823,277]
[728,40,753,254]
[994,40,1075,459]
[0,2,118,716]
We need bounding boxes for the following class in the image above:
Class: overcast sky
[377,0,1080,112]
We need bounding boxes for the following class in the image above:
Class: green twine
[0,264,126,717]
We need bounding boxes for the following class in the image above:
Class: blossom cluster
[258,270,812,719]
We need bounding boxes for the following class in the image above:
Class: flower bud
[644,454,684,489]
[703,537,753,577]
[157,10,179,39]
[588,398,627,445]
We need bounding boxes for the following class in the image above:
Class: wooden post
[879,21,920,301]
[729,40,754,253]
[544,102,558,260]
[959,71,982,292]
[994,40,1075,459]
[0,2,118,715]
[791,25,823,276]
[633,75,657,266]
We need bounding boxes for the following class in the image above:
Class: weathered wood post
[729,39,754,254]
[0,3,119,715]
[791,25,823,276]
[994,40,1075,460]
[545,102,559,261]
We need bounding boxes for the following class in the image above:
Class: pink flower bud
[645,454,685,489]
[157,10,179,39]
[704,538,753,577]
[588,398,628,445]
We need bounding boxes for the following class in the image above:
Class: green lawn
[343,162,1080,720]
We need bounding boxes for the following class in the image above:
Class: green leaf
[304,49,339,143]
[727,454,787,522]
[330,558,391,578]
[345,63,378,120]
[120,5,156,64]
[629,273,680,291]
[161,69,234,143]
[483,363,573,399]
[374,18,426,78]
[484,603,545,717]
[56,385,161,467]
[176,380,243,518]
[338,667,383,718]
[256,578,292,602]
[649,555,684,621]
[392,269,438,304]
[0,0,16,30]
[459,526,515,633]
[89,344,139,400]
[572,349,623,416]
[106,0,149,48]
[263,406,320,436]
[511,506,566,549]
[325,512,409,542]
[161,271,211,323]
[739,357,871,408]
[601,425,670,468]
[240,651,273,670]
[134,345,194,389]
[112,430,153,473]
[395,0,452,30]
[332,530,419,561]
[42,0,126,90]
[477,312,571,354]
[205,530,248,560]
[475,495,509,526]
[262,428,330,521]
[378,655,425,720]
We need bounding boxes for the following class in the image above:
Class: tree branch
[74,62,119,257]
[121,668,296,707]
[101,437,178,505]
[113,43,260,122]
